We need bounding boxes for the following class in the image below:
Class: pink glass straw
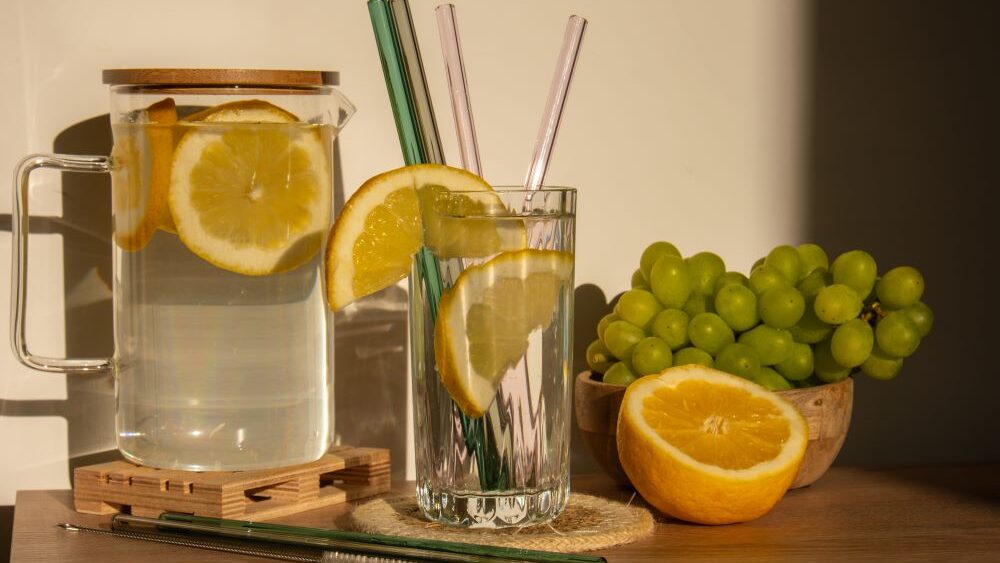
[524,15,587,191]
[436,4,482,175]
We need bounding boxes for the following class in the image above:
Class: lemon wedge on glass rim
[324,164,526,311]
[168,99,331,275]
[618,366,807,524]
[111,97,177,251]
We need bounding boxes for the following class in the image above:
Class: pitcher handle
[10,154,113,373]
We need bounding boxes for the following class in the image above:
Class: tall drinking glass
[410,188,576,528]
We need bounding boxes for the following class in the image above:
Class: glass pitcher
[10,69,355,471]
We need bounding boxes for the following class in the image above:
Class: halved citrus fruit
[434,249,574,417]
[325,164,525,310]
[168,100,331,275]
[618,366,807,524]
[111,97,177,251]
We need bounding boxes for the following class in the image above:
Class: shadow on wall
[806,0,1000,465]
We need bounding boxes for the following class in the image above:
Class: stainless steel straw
[58,523,393,562]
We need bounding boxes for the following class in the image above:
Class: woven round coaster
[349,493,654,552]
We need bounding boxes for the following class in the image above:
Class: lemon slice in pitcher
[111,97,177,251]
[325,164,525,310]
[169,100,331,275]
[435,249,574,417]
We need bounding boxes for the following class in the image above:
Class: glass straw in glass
[368,0,503,491]
[524,15,587,191]
[436,3,482,175]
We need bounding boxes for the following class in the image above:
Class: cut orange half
[618,366,808,524]
[111,97,177,251]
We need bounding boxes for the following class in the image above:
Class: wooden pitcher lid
[102,68,339,87]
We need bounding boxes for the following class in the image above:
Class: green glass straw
[156,513,606,563]
[367,0,503,490]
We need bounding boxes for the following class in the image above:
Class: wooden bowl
[574,371,853,489]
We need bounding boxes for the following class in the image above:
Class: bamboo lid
[102,68,339,87]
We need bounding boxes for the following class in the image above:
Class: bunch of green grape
[586,242,934,390]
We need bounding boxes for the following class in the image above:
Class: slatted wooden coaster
[73,445,390,520]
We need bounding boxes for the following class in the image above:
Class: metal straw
[57,523,354,562]
[159,513,607,563]
[115,514,525,563]
[436,3,482,175]
[524,15,587,191]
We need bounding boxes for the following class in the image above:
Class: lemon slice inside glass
[111,97,177,251]
[618,366,808,524]
[325,164,525,310]
[168,100,331,275]
[434,249,574,417]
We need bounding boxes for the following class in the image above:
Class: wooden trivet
[73,445,390,520]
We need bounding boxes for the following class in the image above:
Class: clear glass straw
[389,0,446,165]
[524,15,587,191]
[368,0,503,491]
[436,3,482,175]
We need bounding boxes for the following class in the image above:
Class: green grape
[631,336,674,375]
[714,285,759,332]
[603,320,646,360]
[753,367,794,391]
[830,319,874,368]
[775,342,814,381]
[875,266,924,309]
[683,293,712,317]
[875,312,920,358]
[758,285,805,329]
[631,268,649,289]
[752,257,765,270]
[640,241,681,280]
[738,325,794,365]
[650,255,694,308]
[673,347,715,368]
[716,342,761,379]
[832,250,878,299]
[603,361,637,386]
[614,289,663,330]
[688,313,735,355]
[902,301,934,338]
[789,305,834,344]
[714,271,749,294]
[687,252,726,296]
[749,264,789,295]
[814,339,851,383]
[813,284,863,325]
[596,312,621,342]
[797,267,828,299]
[651,309,690,350]
[796,243,829,277]
[861,345,904,381]
[765,245,803,284]
[586,340,616,373]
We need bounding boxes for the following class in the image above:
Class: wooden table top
[10,465,1000,562]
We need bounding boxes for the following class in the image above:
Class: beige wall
[0,0,808,505]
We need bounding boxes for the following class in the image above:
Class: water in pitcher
[112,119,335,471]
[411,211,576,527]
